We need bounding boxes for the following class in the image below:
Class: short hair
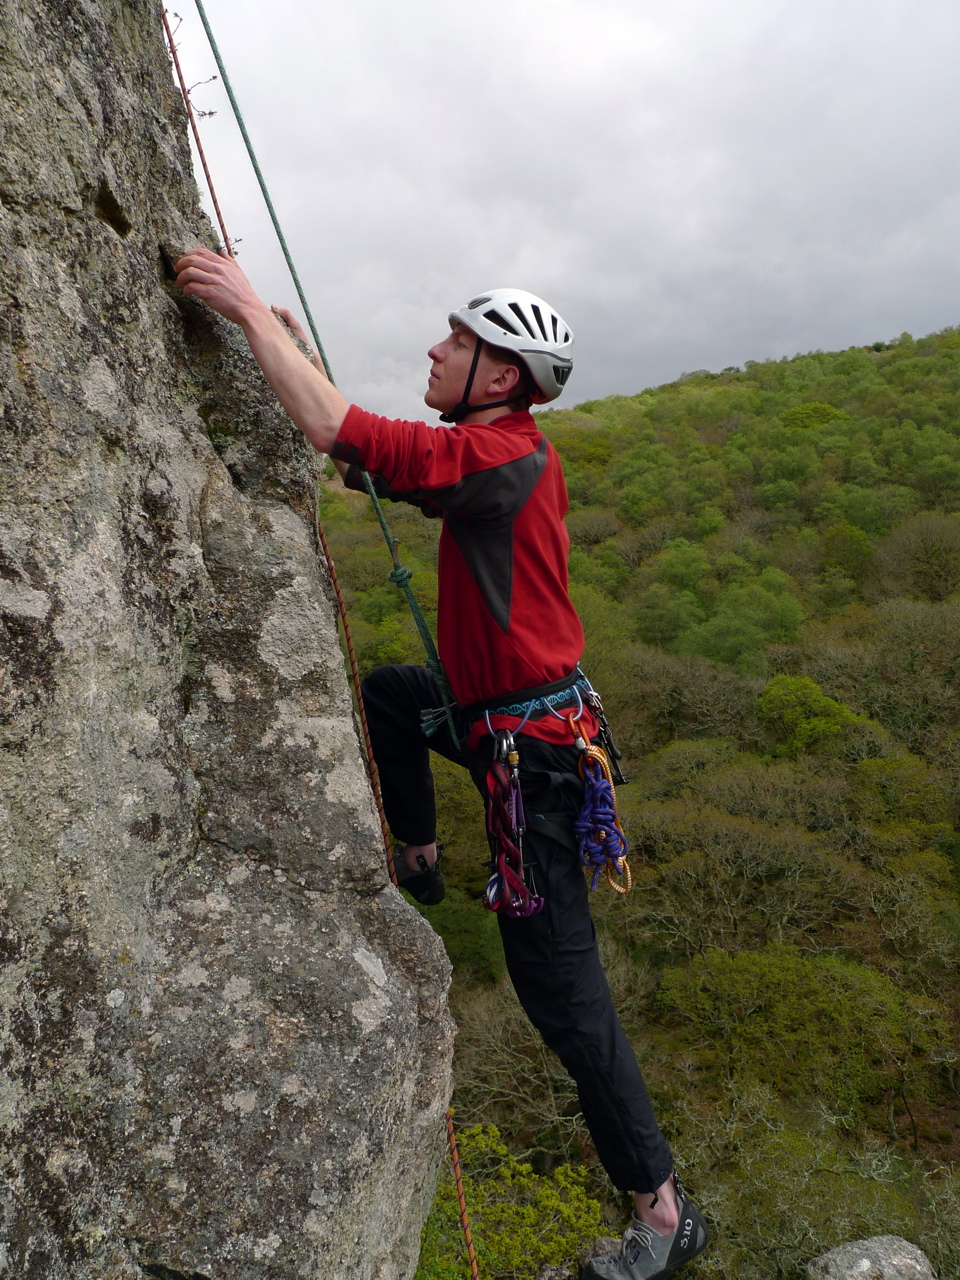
[486,342,537,410]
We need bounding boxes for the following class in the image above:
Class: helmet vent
[531,304,549,341]
[554,365,571,386]
[468,296,491,309]
[508,302,537,339]
[483,308,520,336]
[551,314,559,341]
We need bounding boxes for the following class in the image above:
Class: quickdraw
[565,711,632,895]
[482,731,544,917]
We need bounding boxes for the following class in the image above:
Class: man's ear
[488,362,521,394]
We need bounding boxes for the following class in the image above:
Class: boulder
[0,0,454,1275]
[807,1235,937,1280]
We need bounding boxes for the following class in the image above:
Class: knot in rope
[388,566,413,586]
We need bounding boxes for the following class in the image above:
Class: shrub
[656,539,713,592]
[621,801,863,955]
[631,583,706,647]
[821,520,874,579]
[757,675,860,756]
[657,947,952,1114]
[779,402,847,430]
[669,1084,921,1280]
[566,508,621,546]
[450,982,583,1164]
[676,579,804,674]
[872,511,960,601]
[416,1125,605,1280]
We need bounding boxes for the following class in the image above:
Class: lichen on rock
[0,1,453,1275]
[807,1235,937,1279]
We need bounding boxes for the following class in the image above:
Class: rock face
[807,1235,937,1279]
[0,2,453,1276]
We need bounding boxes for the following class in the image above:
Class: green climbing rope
[190,0,459,742]
[192,0,333,381]
[179,10,476,1273]
[358,470,460,742]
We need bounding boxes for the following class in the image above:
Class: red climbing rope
[162,9,475,1273]
[446,1110,480,1276]
[161,9,234,255]
[316,504,479,1278]
[313,512,399,887]
[315,510,476,1275]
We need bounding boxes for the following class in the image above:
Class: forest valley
[317,326,960,1280]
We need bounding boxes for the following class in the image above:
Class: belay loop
[566,713,632,895]
[482,732,544,918]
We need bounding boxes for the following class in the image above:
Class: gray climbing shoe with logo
[393,842,445,905]
[582,1178,707,1280]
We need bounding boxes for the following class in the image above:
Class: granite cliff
[0,1,453,1275]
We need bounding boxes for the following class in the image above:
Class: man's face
[424,323,479,414]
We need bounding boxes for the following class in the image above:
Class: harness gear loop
[482,732,544,918]
[565,714,632,895]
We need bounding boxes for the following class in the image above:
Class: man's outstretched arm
[174,248,349,454]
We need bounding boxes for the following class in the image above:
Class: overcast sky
[169,0,960,421]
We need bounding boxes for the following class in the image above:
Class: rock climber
[174,245,708,1280]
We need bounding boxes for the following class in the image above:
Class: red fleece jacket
[332,406,596,745]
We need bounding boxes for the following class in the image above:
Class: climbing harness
[476,673,631,901]
[162,9,478,1275]
[482,731,544,917]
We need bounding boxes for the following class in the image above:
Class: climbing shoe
[393,842,445,906]
[582,1178,708,1280]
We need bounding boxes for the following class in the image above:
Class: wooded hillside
[319,328,960,1280]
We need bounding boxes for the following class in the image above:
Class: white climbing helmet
[449,288,574,403]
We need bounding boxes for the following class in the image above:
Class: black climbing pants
[361,664,674,1194]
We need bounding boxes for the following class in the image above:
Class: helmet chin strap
[438,337,526,424]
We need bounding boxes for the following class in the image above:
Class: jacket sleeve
[342,463,444,519]
[332,406,541,520]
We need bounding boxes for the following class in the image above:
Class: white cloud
[171,0,960,414]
